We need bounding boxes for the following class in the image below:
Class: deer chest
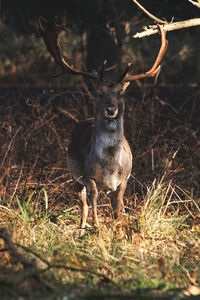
[85,147,123,192]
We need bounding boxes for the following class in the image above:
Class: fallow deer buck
[39,17,168,229]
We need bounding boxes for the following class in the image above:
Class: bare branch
[132,0,167,24]
[0,228,119,289]
[188,0,200,8]
[133,18,200,38]
[0,227,33,268]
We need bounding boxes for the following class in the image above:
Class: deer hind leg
[110,183,127,220]
[82,177,99,227]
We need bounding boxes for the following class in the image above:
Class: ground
[0,83,200,299]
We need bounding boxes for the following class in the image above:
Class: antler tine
[39,17,99,80]
[124,25,168,82]
[119,63,132,82]
[99,60,107,82]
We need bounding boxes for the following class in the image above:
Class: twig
[43,264,121,290]
[132,0,200,38]
[0,228,33,268]
[0,228,120,290]
[0,127,21,169]
[188,0,200,8]
[10,166,23,204]
[0,233,120,289]
[132,0,167,24]
[18,244,121,289]
[133,18,200,38]
[57,107,79,123]
[0,228,44,288]
[16,244,49,269]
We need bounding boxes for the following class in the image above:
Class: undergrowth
[0,178,200,299]
[0,85,200,299]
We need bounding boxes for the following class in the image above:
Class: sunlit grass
[139,177,187,236]
[0,176,200,298]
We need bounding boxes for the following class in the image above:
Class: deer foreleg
[83,177,99,227]
[78,187,88,229]
[110,183,126,220]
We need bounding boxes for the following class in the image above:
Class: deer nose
[104,106,118,118]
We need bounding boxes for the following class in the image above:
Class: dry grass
[0,178,200,299]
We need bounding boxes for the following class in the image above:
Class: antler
[123,25,168,83]
[38,16,99,80]
[39,17,168,86]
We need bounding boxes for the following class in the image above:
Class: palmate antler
[39,17,168,87]
[39,16,99,80]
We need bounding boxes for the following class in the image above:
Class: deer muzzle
[104,106,118,119]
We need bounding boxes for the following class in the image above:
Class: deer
[39,17,168,229]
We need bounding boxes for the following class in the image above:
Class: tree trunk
[86,0,122,77]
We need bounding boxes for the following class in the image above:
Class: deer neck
[94,115,124,154]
